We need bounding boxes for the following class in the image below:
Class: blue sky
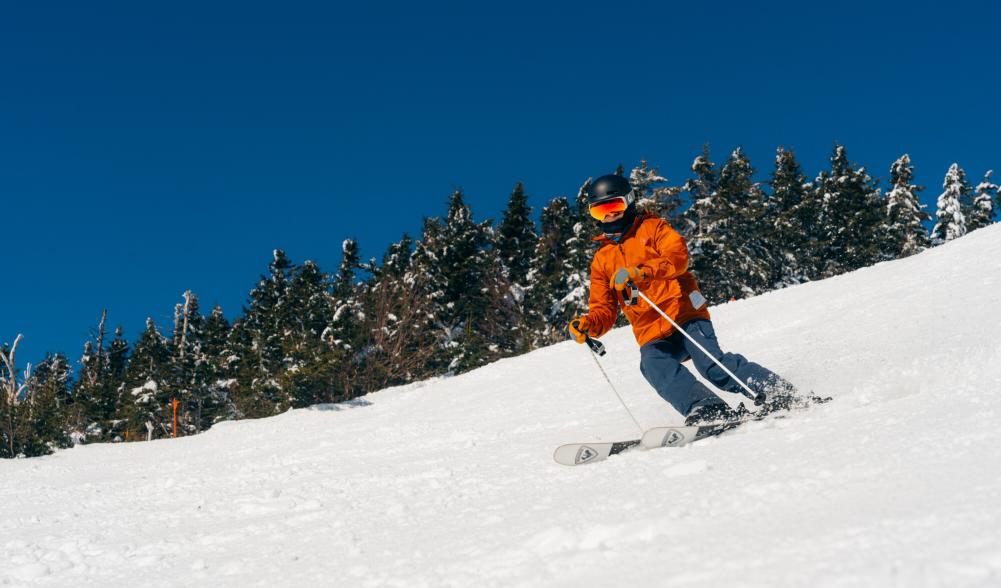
[2,0,999,369]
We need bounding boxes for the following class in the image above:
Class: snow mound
[4,225,1001,587]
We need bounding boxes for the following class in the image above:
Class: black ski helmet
[586,174,634,205]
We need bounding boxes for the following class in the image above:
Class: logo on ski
[662,429,686,447]
[576,446,599,464]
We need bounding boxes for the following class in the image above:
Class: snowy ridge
[4,225,1001,586]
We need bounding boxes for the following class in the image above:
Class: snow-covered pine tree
[329,240,365,355]
[283,259,339,407]
[329,240,379,400]
[239,249,295,414]
[968,170,998,232]
[496,182,537,287]
[428,190,519,373]
[768,147,821,286]
[435,190,487,372]
[691,147,772,300]
[124,318,171,441]
[169,291,214,435]
[630,160,683,222]
[68,340,99,439]
[931,163,970,245]
[814,144,885,277]
[220,317,265,418]
[20,353,72,457]
[474,225,525,359]
[200,305,234,426]
[558,179,598,325]
[406,218,453,374]
[680,145,718,239]
[883,154,931,258]
[524,197,576,345]
[494,183,538,355]
[994,172,1001,212]
[69,311,119,441]
[102,326,130,440]
[682,146,758,302]
[381,233,414,280]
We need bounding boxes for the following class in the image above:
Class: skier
[568,174,797,425]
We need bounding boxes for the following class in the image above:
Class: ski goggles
[588,196,630,221]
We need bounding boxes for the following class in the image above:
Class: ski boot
[684,400,748,426]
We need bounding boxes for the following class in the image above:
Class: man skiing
[568,174,796,425]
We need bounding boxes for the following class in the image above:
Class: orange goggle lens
[589,197,628,220]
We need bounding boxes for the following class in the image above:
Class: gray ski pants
[639,319,782,416]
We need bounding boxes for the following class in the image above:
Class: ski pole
[629,284,764,404]
[572,321,645,436]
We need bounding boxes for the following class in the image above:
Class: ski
[553,422,745,466]
[640,422,738,449]
[552,439,641,466]
[554,395,832,466]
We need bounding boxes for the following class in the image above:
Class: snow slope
[4,225,1001,587]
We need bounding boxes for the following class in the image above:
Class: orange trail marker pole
[172,398,179,438]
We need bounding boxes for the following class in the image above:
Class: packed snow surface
[5,225,1001,587]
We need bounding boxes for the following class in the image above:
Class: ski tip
[640,426,697,449]
[553,442,614,466]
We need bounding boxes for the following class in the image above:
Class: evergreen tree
[329,240,364,355]
[561,179,597,323]
[68,340,100,438]
[931,163,969,245]
[239,250,296,414]
[124,318,171,440]
[20,353,71,456]
[722,148,774,297]
[222,317,267,418]
[407,218,452,373]
[382,233,414,279]
[768,147,821,285]
[107,326,129,384]
[282,259,340,407]
[525,197,577,345]
[681,144,718,239]
[630,160,683,222]
[523,179,598,347]
[169,291,214,435]
[200,305,234,426]
[476,227,525,359]
[98,326,130,440]
[884,154,931,258]
[64,311,116,440]
[682,146,732,301]
[406,190,522,373]
[685,147,772,301]
[496,182,537,286]
[968,170,998,231]
[431,190,519,372]
[813,144,885,277]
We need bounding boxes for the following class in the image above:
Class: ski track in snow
[4,225,1001,587]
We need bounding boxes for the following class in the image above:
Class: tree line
[2,143,997,457]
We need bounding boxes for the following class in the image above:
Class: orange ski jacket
[587,213,711,347]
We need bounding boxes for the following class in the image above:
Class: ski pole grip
[584,334,606,356]
[622,282,639,306]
